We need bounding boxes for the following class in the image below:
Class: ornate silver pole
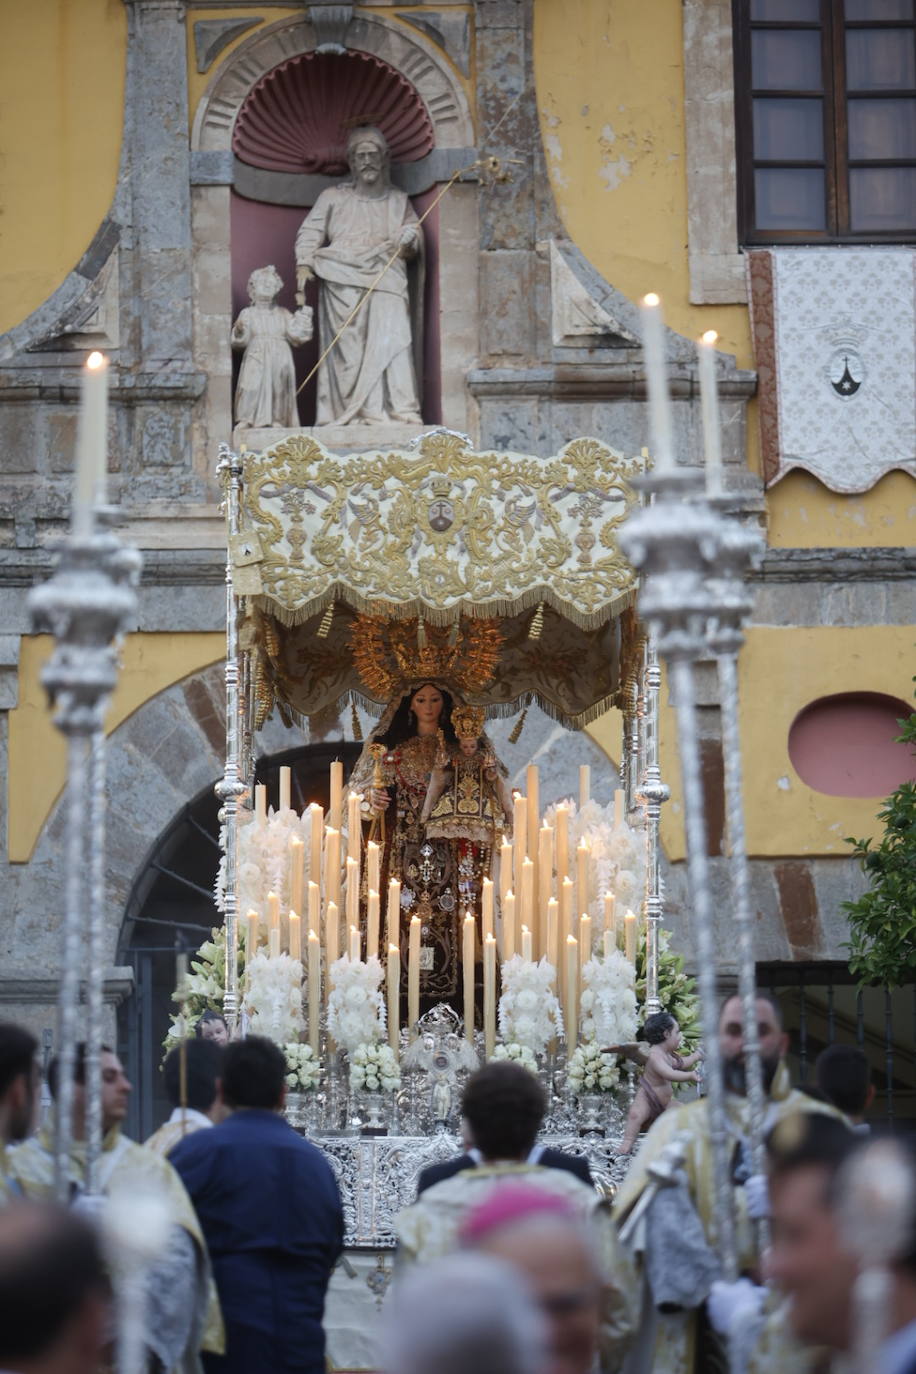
[620,485,738,1280]
[84,728,107,1192]
[636,639,669,1016]
[216,445,246,1034]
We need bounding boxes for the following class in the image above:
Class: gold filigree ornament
[350,615,503,704]
[452,705,486,738]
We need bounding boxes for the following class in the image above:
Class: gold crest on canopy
[233,429,645,729]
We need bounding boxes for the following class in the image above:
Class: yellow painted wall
[767,471,916,548]
[0,0,126,335]
[8,632,225,864]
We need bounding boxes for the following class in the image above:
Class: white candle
[614,788,624,830]
[698,329,723,496]
[329,761,344,829]
[349,924,361,963]
[308,929,321,1053]
[526,765,540,863]
[624,908,637,963]
[576,840,589,917]
[481,878,494,944]
[555,804,570,888]
[367,889,380,961]
[387,943,400,1052]
[288,910,301,962]
[537,823,553,960]
[578,765,590,811]
[326,900,339,971]
[246,910,259,973]
[603,928,615,960]
[267,890,280,930]
[279,766,291,812]
[546,897,559,971]
[345,856,359,929]
[521,924,533,963]
[325,828,341,913]
[641,292,675,472]
[520,857,535,932]
[269,925,280,960]
[513,794,527,892]
[463,913,476,1044]
[560,876,574,947]
[289,837,304,918]
[604,891,617,946]
[73,351,109,538]
[579,912,592,973]
[367,840,381,896]
[309,803,323,885]
[308,882,320,948]
[408,916,422,1038]
[499,840,513,907]
[386,879,401,949]
[255,784,267,825]
[502,890,516,961]
[483,935,497,1058]
[347,792,362,865]
[565,935,578,1047]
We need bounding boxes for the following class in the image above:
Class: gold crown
[452,705,486,737]
[350,615,502,701]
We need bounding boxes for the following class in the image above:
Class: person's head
[162,1039,224,1121]
[0,1024,39,1146]
[379,683,456,748]
[461,1061,546,1162]
[815,1044,874,1124]
[0,1201,110,1374]
[247,265,282,305]
[346,125,390,190]
[47,1045,130,1137]
[196,1010,229,1046]
[452,704,486,756]
[719,991,788,1095]
[220,1035,286,1112]
[462,1190,603,1374]
[765,1112,859,1350]
[643,1011,679,1048]
[381,1251,548,1374]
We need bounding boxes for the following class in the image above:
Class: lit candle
[578,765,590,811]
[698,328,723,496]
[560,876,574,947]
[329,761,343,829]
[614,788,624,830]
[309,803,323,885]
[289,837,304,918]
[499,840,513,908]
[408,916,422,1038]
[579,912,592,974]
[513,794,527,893]
[325,828,341,913]
[624,908,637,963]
[481,878,494,944]
[308,882,320,948]
[483,934,497,1058]
[576,840,590,918]
[349,924,361,963]
[555,804,570,888]
[521,924,533,963]
[267,890,280,931]
[73,350,109,539]
[502,890,516,961]
[386,879,401,949]
[565,934,578,1047]
[603,928,615,959]
[463,912,476,1044]
[641,292,675,472]
[604,892,617,947]
[308,929,321,1053]
[326,900,339,970]
[367,889,380,961]
[288,910,301,962]
[255,784,267,825]
[347,792,362,865]
[387,943,400,1052]
[546,896,559,970]
[279,765,291,812]
[520,857,535,932]
[345,856,359,930]
[538,823,553,960]
[526,765,540,863]
[367,840,381,896]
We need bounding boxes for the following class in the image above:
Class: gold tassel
[351,702,363,741]
[528,602,545,640]
[417,617,427,650]
[508,706,529,744]
[447,622,460,647]
[317,601,335,639]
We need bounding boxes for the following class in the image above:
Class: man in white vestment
[295,124,422,426]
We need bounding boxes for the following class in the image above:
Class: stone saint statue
[231,265,313,429]
[294,125,422,427]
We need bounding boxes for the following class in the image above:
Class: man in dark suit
[415,1061,593,1196]
[171,1036,343,1374]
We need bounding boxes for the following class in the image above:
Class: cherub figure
[231,265,313,429]
[616,1011,702,1156]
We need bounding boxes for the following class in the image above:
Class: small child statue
[616,1010,703,1156]
[420,705,513,850]
[231,265,313,429]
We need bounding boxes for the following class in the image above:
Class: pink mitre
[459,1184,578,1246]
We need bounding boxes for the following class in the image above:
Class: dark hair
[766,1112,856,1194]
[815,1044,872,1118]
[461,1062,546,1161]
[196,1010,228,1038]
[718,989,784,1029]
[643,1012,676,1045]
[221,1036,286,1111]
[0,1202,109,1363]
[163,1039,222,1113]
[376,684,458,750]
[0,1024,37,1099]
[47,1043,114,1101]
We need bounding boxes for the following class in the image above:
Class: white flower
[327,956,386,1052]
[498,955,562,1055]
[244,954,304,1047]
[491,1043,539,1075]
[567,1039,620,1094]
[349,1042,400,1093]
[578,952,637,1047]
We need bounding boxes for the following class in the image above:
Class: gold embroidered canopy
[234,430,645,729]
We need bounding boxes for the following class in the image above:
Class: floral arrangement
[215,803,326,920]
[635,928,701,1050]
[245,952,304,1046]
[544,797,645,931]
[498,955,563,1056]
[567,1040,621,1094]
[579,951,638,1047]
[327,956,386,1053]
[284,1042,321,1093]
[491,1042,539,1075]
[164,925,243,1049]
[350,1042,401,1093]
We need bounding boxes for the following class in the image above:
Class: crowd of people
[0,993,913,1374]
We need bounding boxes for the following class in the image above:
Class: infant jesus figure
[616,1010,703,1156]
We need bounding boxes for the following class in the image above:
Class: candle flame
[701,329,718,345]
[86,350,107,370]
[643,292,660,308]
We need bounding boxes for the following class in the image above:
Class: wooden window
[735,0,916,241]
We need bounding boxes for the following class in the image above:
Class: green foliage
[843,696,916,988]
[164,925,245,1049]
[634,928,701,1050]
